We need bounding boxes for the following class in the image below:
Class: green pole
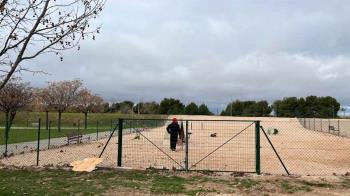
[78,120,80,143]
[37,118,41,166]
[58,112,61,132]
[84,113,88,130]
[117,119,123,167]
[48,121,51,149]
[313,118,315,131]
[185,120,189,171]
[96,120,99,141]
[46,111,49,130]
[4,112,9,157]
[255,121,261,175]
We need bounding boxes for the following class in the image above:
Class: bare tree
[76,88,103,129]
[27,88,45,111]
[0,78,33,156]
[38,87,55,130]
[42,79,82,131]
[0,0,106,89]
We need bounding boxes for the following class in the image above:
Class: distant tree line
[221,100,271,117]
[0,78,343,139]
[221,96,341,118]
[102,98,212,116]
[273,96,340,118]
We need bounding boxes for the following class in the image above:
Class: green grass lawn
[0,128,101,145]
[0,112,168,145]
[0,112,167,127]
[0,168,348,195]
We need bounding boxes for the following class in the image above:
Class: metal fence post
[46,111,49,130]
[4,112,9,157]
[117,119,123,167]
[78,120,81,143]
[185,120,189,171]
[255,121,261,175]
[313,118,316,131]
[96,120,99,140]
[48,121,51,149]
[36,118,41,166]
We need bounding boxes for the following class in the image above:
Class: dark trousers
[170,134,178,150]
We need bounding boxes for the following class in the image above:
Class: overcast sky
[22,0,350,112]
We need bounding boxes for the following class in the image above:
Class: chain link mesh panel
[1,117,349,176]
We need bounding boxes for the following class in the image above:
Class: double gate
[115,119,261,174]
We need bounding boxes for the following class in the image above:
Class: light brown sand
[0,116,349,176]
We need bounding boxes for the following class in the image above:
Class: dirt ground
[103,173,350,196]
[0,116,349,176]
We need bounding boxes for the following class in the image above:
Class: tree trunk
[4,112,9,157]
[84,112,88,130]
[8,111,16,131]
[58,111,62,132]
[45,111,49,130]
[4,111,16,157]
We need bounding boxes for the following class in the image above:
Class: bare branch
[0,0,106,89]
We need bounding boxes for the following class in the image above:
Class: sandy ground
[0,116,349,176]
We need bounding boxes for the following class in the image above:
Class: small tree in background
[38,87,55,130]
[198,104,212,115]
[183,102,199,115]
[76,88,104,129]
[159,98,184,114]
[133,102,159,114]
[42,80,82,131]
[0,78,33,156]
[27,88,44,112]
[102,102,110,113]
[119,101,134,114]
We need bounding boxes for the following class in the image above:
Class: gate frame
[116,118,261,174]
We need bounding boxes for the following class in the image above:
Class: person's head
[172,118,177,123]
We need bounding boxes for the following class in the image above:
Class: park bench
[31,123,39,127]
[328,126,340,135]
[67,132,83,145]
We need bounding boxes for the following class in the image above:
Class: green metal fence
[118,119,261,174]
[1,117,349,176]
[298,118,350,137]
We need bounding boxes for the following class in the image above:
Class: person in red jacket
[166,118,180,151]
